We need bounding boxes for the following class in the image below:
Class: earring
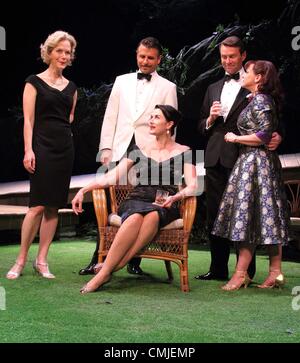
[167,130,170,135]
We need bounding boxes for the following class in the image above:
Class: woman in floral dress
[212,60,289,291]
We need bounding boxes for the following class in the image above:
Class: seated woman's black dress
[25,75,77,208]
[118,144,194,228]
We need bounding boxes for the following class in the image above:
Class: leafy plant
[74,84,112,127]
[208,24,225,50]
[157,47,189,92]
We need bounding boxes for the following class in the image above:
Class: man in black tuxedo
[195,36,281,281]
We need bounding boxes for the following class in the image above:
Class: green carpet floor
[0,240,299,343]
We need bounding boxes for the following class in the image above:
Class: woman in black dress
[6,31,77,279]
[72,105,198,293]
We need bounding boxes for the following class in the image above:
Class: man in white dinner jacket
[99,36,178,163]
[79,37,178,276]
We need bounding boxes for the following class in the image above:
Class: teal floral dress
[212,93,289,245]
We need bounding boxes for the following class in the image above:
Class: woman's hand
[23,150,35,173]
[224,132,237,143]
[72,189,85,215]
[160,195,176,209]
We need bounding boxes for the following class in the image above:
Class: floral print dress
[212,93,289,245]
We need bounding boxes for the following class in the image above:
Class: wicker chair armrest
[181,196,197,232]
[92,188,108,227]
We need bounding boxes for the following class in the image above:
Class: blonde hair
[40,30,77,65]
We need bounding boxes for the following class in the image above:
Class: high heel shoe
[257,270,285,289]
[80,275,111,294]
[6,261,25,280]
[33,260,55,279]
[221,271,251,291]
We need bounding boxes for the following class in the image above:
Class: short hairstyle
[155,104,181,136]
[244,60,284,110]
[137,37,162,56]
[40,30,77,65]
[220,36,245,54]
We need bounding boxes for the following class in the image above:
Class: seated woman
[72,105,197,294]
[212,60,289,291]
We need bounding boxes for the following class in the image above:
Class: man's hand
[207,101,222,128]
[100,149,112,166]
[267,132,282,151]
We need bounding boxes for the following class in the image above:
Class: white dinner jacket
[99,71,178,162]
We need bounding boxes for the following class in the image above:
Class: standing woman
[212,60,289,291]
[6,30,77,279]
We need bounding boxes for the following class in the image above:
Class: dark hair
[245,60,284,110]
[220,36,245,54]
[137,37,162,55]
[155,104,181,136]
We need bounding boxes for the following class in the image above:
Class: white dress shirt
[206,68,245,129]
[135,71,157,117]
[220,68,245,121]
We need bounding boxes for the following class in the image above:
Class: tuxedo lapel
[212,79,225,102]
[226,87,249,120]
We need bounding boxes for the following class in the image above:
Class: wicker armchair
[284,180,300,240]
[285,180,300,219]
[92,185,197,292]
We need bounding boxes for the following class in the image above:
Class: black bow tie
[137,72,152,81]
[224,73,240,82]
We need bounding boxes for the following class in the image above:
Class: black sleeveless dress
[25,75,77,208]
[118,144,194,228]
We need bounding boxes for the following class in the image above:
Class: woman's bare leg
[114,211,159,271]
[82,213,144,290]
[222,242,255,290]
[258,244,283,287]
[35,207,58,275]
[6,206,44,278]
[268,244,282,272]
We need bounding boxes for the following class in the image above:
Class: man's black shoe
[194,271,228,281]
[127,264,144,275]
[78,263,97,275]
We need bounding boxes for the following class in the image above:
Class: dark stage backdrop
[0,0,295,181]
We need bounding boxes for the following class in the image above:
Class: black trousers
[205,162,256,279]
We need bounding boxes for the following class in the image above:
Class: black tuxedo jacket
[198,78,250,169]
